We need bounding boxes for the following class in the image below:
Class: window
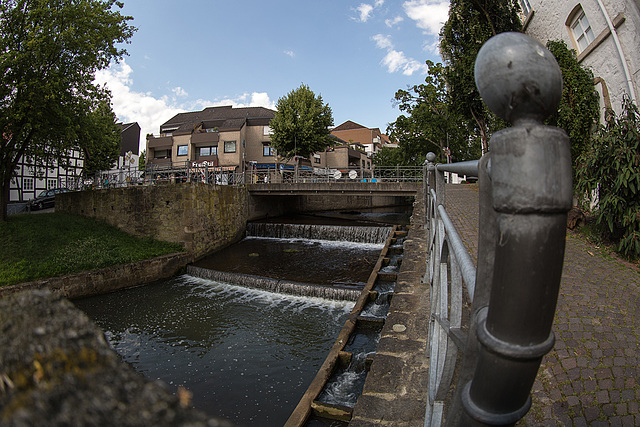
[224,141,236,153]
[177,145,188,156]
[570,8,595,52]
[314,155,321,164]
[154,149,169,159]
[23,177,34,191]
[519,0,532,15]
[263,145,275,156]
[199,146,217,157]
[264,126,273,135]
[47,179,57,189]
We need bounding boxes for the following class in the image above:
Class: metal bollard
[457,32,572,425]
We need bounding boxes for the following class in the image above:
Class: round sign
[333,171,342,180]
[349,170,358,179]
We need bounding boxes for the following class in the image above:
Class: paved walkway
[445,184,640,426]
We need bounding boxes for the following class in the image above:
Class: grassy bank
[0,212,184,287]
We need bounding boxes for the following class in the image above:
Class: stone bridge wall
[57,183,249,260]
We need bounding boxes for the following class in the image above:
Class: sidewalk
[445,184,640,426]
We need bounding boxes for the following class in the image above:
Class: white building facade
[521,0,640,117]
[9,149,84,202]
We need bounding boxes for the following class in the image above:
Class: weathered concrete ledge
[0,290,233,426]
[350,189,429,426]
[0,252,190,300]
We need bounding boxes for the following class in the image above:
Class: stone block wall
[57,183,249,260]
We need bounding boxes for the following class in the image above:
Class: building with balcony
[521,0,640,118]
[146,106,277,173]
[146,107,375,179]
[330,121,394,157]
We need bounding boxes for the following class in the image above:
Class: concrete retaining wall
[57,183,249,260]
[0,252,190,300]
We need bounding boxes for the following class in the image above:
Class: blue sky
[95,0,450,152]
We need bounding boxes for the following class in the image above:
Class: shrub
[576,97,640,258]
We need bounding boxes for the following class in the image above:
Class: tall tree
[0,0,135,220]
[269,84,334,161]
[439,0,522,153]
[385,60,480,166]
[80,100,121,175]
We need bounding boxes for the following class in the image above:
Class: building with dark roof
[331,121,394,157]
[146,106,277,173]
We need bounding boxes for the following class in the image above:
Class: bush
[576,97,640,258]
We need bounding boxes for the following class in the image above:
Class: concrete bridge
[247,181,420,196]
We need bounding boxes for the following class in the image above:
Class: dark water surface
[192,237,382,288]
[74,275,354,426]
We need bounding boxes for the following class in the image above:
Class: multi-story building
[146,106,277,173]
[521,0,640,118]
[9,121,141,203]
[330,121,394,157]
[146,106,373,178]
[115,122,141,169]
[9,148,85,203]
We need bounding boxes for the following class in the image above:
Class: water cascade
[246,223,392,245]
[288,227,409,426]
[187,266,361,301]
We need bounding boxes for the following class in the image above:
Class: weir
[246,222,392,245]
[187,266,362,301]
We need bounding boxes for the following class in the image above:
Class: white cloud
[172,87,188,97]
[354,0,385,22]
[356,3,374,22]
[372,34,393,50]
[371,34,428,76]
[94,61,185,151]
[403,0,449,35]
[385,16,404,28]
[284,50,295,58]
[94,61,276,153]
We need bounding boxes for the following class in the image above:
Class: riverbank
[0,212,184,288]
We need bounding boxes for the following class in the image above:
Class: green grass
[0,212,184,287]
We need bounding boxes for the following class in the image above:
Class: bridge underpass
[247,182,420,197]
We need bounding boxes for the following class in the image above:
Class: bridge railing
[86,164,425,188]
[423,33,572,426]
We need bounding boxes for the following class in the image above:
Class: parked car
[28,188,70,210]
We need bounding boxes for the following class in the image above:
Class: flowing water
[74,210,410,426]
[74,275,354,426]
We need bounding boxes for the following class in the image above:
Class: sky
[94,0,450,153]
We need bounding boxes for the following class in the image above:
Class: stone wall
[57,183,249,260]
[0,253,190,300]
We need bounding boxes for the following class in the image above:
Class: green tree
[576,97,640,258]
[439,0,522,153]
[139,149,146,171]
[269,84,334,161]
[81,101,121,175]
[0,0,135,220]
[385,61,481,166]
[545,40,600,174]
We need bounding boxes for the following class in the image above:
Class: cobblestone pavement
[444,184,640,426]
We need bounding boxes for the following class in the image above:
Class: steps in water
[187,266,361,301]
[247,223,392,245]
